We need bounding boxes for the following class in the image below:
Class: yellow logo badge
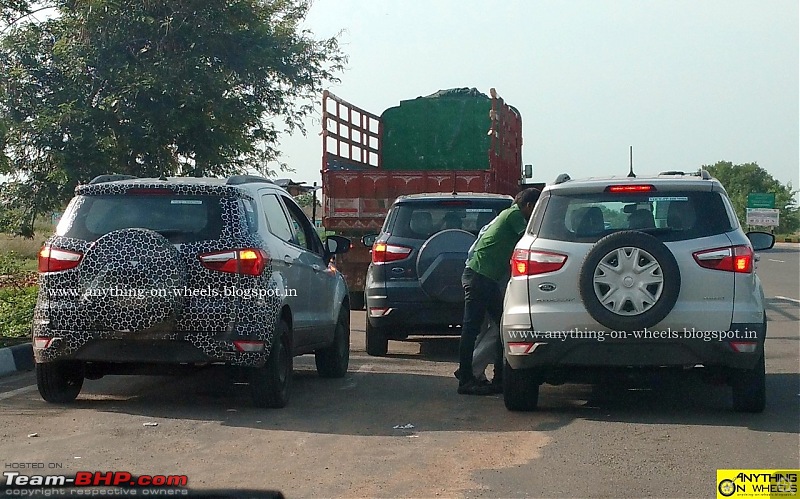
[717,470,798,498]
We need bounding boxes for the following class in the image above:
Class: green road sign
[747,193,775,209]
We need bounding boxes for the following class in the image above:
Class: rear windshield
[535,191,734,243]
[56,194,225,243]
[387,199,512,240]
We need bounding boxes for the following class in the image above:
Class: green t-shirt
[466,204,527,282]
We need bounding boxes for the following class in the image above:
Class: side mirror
[361,233,378,247]
[324,235,351,255]
[746,231,775,251]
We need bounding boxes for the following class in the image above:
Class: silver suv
[501,171,775,412]
[34,174,351,408]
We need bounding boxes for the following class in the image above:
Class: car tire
[503,360,540,411]
[730,351,766,413]
[349,292,365,310]
[36,361,84,403]
[315,306,350,378]
[365,317,388,357]
[579,231,681,331]
[250,319,293,408]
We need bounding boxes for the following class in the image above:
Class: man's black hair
[514,187,541,206]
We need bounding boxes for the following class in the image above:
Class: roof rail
[658,169,713,180]
[554,173,571,184]
[89,174,138,184]
[658,170,685,176]
[698,169,712,180]
[226,175,275,186]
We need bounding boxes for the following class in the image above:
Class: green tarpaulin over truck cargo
[380,88,493,171]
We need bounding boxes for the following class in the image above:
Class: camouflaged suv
[34,174,351,407]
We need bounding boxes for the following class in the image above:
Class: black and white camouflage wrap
[33,180,282,367]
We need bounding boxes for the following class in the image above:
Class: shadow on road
[43,352,799,437]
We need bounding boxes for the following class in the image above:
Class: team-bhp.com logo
[3,471,187,488]
[716,469,798,498]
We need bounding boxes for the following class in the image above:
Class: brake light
[511,249,568,276]
[233,340,265,352]
[605,185,656,193]
[38,246,83,273]
[371,243,412,264]
[199,248,268,275]
[693,245,753,273]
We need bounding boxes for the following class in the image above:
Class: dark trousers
[458,267,504,384]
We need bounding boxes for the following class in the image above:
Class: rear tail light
[38,246,83,273]
[511,249,568,276]
[199,248,268,275]
[693,245,753,273]
[371,243,412,264]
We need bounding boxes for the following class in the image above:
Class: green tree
[0,0,344,236]
[704,161,799,234]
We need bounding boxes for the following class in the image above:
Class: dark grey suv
[34,174,351,408]
[363,193,513,356]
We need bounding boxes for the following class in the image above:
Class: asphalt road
[1,245,798,498]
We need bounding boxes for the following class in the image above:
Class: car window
[261,193,294,243]
[388,199,511,240]
[281,195,321,254]
[240,198,259,234]
[536,191,734,242]
[56,194,224,243]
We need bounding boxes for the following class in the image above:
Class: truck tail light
[693,245,753,273]
[199,249,268,276]
[511,249,568,276]
[371,243,412,264]
[38,246,83,273]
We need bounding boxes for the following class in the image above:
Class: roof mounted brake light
[605,185,656,193]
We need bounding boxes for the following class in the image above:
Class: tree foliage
[705,161,799,234]
[0,0,344,236]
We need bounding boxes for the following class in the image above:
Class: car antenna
[627,145,636,178]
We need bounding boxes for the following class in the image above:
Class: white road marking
[774,296,800,304]
[768,259,785,263]
[0,384,37,401]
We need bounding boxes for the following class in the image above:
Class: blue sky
[277,0,799,192]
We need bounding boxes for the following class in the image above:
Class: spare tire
[78,229,186,332]
[416,229,476,303]
[578,231,680,331]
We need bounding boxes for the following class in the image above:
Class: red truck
[321,87,531,309]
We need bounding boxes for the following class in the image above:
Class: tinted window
[282,196,323,254]
[57,194,224,243]
[536,191,734,242]
[261,194,294,243]
[388,199,511,240]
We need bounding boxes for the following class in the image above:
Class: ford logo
[539,283,557,292]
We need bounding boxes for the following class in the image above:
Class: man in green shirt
[456,187,541,395]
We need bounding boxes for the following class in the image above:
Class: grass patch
[0,252,38,345]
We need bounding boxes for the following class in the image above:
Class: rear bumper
[502,322,765,372]
[366,301,464,336]
[32,330,270,367]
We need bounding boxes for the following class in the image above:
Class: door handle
[312,264,321,273]
[283,255,293,266]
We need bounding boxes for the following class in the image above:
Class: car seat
[628,209,656,229]
[441,212,462,230]
[409,211,434,239]
[573,206,606,236]
[667,201,696,230]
